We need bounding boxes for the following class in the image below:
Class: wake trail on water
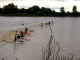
[0,23,41,42]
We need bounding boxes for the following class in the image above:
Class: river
[0,17,80,60]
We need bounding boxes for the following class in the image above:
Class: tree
[37,7,47,16]
[72,5,80,16]
[3,3,18,14]
[19,8,26,13]
[0,7,2,14]
[66,11,71,16]
[45,8,52,16]
[31,5,40,14]
[27,7,33,14]
[60,7,65,16]
[60,7,65,13]
[72,5,77,13]
[40,7,52,16]
[52,10,56,16]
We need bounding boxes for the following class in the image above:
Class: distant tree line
[0,3,80,16]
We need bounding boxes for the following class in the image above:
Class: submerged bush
[42,27,79,60]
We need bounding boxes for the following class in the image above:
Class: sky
[0,0,80,12]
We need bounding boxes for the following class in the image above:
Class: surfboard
[24,39,30,40]
[27,32,30,35]
[29,35,32,36]
[16,42,23,44]
[29,30,34,32]
[19,41,24,42]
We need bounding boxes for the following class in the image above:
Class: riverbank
[1,15,80,17]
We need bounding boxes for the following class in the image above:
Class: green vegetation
[0,3,80,16]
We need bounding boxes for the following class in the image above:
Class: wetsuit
[41,23,43,26]
[52,21,53,24]
[21,33,24,37]
[25,28,28,34]
[14,36,17,42]
[17,35,20,41]
[49,22,51,25]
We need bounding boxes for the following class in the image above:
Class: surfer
[46,22,48,25]
[25,28,28,34]
[14,35,17,42]
[20,31,23,35]
[22,24,24,25]
[20,31,24,40]
[49,21,51,26]
[52,21,53,24]
[41,23,43,27]
[17,35,20,41]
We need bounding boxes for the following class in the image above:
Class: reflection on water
[13,42,18,54]
[0,17,80,60]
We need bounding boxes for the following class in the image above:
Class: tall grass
[42,27,74,60]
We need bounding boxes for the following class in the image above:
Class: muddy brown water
[0,17,80,60]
